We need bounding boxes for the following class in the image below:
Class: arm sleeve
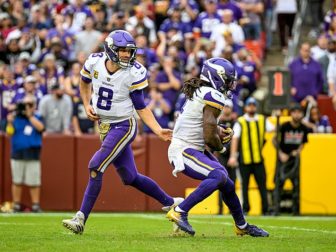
[130,89,146,110]
[203,91,225,110]
[80,56,93,83]
[129,66,149,91]
[233,122,241,138]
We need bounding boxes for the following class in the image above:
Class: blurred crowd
[0,0,335,136]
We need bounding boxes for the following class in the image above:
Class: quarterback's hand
[157,128,173,141]
[85,105,100,121]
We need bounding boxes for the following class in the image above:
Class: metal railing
[285,0,309,65]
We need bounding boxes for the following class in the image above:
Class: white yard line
[1,213,336,235]
[1,212,336,221]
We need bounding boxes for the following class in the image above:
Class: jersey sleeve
[129,62,149,92]
[203,89,226,110]
[80,53,100,83]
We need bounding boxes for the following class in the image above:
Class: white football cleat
[162,197,184,212]
[162,197,184,233]
[62,211,85,234]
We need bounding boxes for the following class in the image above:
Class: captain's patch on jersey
[94,70,99,79]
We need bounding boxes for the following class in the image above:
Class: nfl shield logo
[94,70,99,79]
[107,77,111,82]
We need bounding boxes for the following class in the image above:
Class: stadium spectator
[217,0,243,23]
[106,11,127,32]
[327,54,336,109]
[169,0,199,23]
[62,0,93,33]
[326,16,336,39]
[144,88,172,132]
[3,29,21,66]
[210,9,245,57]
[234,48,258,97]
[75,16,103,58]
[45,14,74,60]
[11,75,44,109]
[311,35,329,60]
[0,66,19,129]
[229,97,273,215]
[303,105,333,133]
[155,56,182,107]
[38,83,72,134]
[92,4,108,33]
[274,0,297,53]
[41,37,69,69]
[307,0,325,39]
[126,5,157,46]
[64,62,81,103]
[273,104,309,215]
[317,38,336,94]
[6,94,44,213]
[289,43,324,103]
[39,53,65,92]
[158,6,193,53]
[72,98,96,136]
[264,0,274,50]
[193,0,222,40]
[16,52,38,79]
[135,34,158,68]
[236,0,264,40]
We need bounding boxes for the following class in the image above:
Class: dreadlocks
[182,77,211,100]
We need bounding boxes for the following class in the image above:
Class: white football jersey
[173,86,230,149]
[80,52,148,123]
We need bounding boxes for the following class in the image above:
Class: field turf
[0,213,335,252]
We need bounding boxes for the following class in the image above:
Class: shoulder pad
[129,61,148,91]
[202,87,226,110]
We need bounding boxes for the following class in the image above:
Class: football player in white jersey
[62,30,183,234]
[166,58,269,237]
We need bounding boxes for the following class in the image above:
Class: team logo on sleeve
[94,70,99,79]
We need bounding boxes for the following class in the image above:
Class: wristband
[219,147,227,153]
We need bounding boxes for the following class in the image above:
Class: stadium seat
[317,95,336,133]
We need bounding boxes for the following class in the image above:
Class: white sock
[175,206,185,213]
[237,222,248,229]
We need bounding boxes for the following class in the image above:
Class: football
[218,124,234,144]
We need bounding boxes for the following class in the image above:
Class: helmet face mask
[200,58,237,95]
[104,30,137,69]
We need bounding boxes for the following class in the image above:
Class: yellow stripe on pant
[97,119,133,172]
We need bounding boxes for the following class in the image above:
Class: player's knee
[209,169,228,186]
[222,177,235,193]
[89,169,103,181]
[117,166,136,185]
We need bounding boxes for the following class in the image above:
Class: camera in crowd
[15,101,34,118]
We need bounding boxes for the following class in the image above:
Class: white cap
[31,5,40,12]
[44,53,56,61]
[5,29,22,44]
[19,52,30,61]
[0,12,10,20]
[25,75,37,83]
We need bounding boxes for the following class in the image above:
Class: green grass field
[0,213,335,252]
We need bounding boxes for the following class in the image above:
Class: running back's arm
[203,105,223,151]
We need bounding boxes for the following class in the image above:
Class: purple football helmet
[104,30,137,68]
[200,58,237,94]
